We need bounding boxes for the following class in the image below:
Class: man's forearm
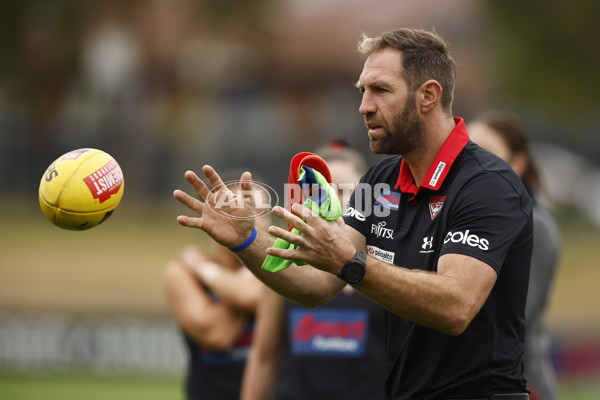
[351,253,496,336]
[236,228,343,307]
[353,260,455,332]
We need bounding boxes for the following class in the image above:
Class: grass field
[1,197,599,398]
[0,373,598,400]
[0,373,182,400]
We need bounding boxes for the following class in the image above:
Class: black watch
[337,249,367,284]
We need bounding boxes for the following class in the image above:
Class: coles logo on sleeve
[289,309,368,357]
[443,230,490,251]
[83,159,124,203]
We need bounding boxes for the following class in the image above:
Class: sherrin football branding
[83,159,124,203]
[60,148,89,161]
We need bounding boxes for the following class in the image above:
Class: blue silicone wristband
[229,227,258,252]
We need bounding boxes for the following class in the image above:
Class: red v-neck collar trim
[394,117,469,198]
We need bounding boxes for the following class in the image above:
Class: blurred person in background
[241,141,387,400]
[468,110,561,400]
[164,176,270,400]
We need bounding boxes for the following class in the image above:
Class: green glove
[262,166,342,272]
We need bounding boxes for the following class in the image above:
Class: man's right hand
[173,166,257,249]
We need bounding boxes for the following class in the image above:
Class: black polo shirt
[272,289,387,400]
[343,118,533,399]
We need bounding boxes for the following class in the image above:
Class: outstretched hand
[173,166,257,249]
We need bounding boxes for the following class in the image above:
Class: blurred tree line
[1,0,598,199]
[483,0,600,129]
[2,1,596,119]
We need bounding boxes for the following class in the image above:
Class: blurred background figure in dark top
[164,174,271,400]
[241,141,387,400]
[468,110,561,400]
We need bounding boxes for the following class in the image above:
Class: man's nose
[359,93,376,116]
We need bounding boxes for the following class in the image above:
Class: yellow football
[38,148,125,230]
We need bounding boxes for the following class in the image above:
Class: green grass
[0,373,183,400]
[0,373,598,400]
[557,381,600,400]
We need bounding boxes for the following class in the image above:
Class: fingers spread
[184,170,211,200]
[240,171,254,191]
[268,226,305,247]
[173,189,204,214]
[272,206,309,234]
[203,165,227,193]
[290,202,320,225]
[265,246,299,260]
[176,215,204,230]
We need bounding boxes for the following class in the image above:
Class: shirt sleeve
[440,171,532,274]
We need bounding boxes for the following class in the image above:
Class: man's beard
[369,94,423,156]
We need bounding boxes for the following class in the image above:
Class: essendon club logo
[83,159,124,203]
[428,195,446,220]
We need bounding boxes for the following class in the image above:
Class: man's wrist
[338,248,358,275]
[337,249,367,284]
[229,227,258,252]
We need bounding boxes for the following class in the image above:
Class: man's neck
[403,116,456,187]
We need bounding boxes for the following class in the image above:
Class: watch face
[345,263,364,281]
[339,250,366,284]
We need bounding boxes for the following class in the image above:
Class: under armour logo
[422,236,433,250]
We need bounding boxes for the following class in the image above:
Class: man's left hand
[266,203,356,275]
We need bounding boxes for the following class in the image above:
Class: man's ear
[418,79,442,114]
